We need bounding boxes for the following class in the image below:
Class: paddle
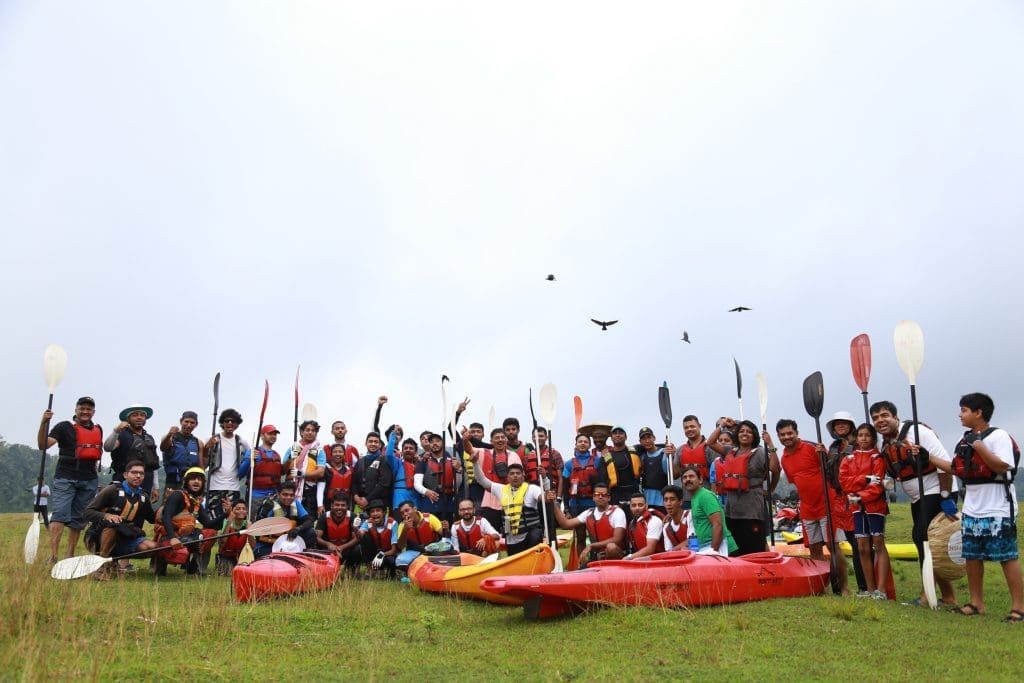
[658,381,673,486]
[734,357,744,421]
[850,333,872,424]
[248,380,269,522]
[26,344,68,563]
[756,372,774,549]
[573,395,583,434]
[488,405,496,434]
[538,383,563,572]
[568,394,583,571]
[211,372,221,440]
[50,516,294,580]
[293,365,301,442]
[894,320,938,609]
[293,402,319,498]
[802,371,841,595]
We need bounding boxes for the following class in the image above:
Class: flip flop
[956,604,982,616]
[1003,609,1024,623]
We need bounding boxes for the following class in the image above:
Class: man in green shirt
[682,466,737,556]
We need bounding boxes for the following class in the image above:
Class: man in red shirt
[769,418,848,594]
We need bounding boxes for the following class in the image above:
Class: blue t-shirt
[642,449,670,506]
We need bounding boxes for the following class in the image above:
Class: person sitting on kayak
[357,499,398,578]
[550,482,626,566]
[216,500,253,576]
[678,469,737,555]
[316,492,362,570]
[254,481,315,558]
[838,423,892,599]
[394,500,445,572]
[625,491,664,559]
[468,430,546,555]
[450,499,500,556]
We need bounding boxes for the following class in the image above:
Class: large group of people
[33,389,1022,621]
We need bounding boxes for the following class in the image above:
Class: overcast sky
[2,2,1022,458]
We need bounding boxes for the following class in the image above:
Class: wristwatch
[940,490,951,499]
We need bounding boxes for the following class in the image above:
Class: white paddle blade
[441,379,449,434]
[237,542,255,565]
[539,383,558,426]
[480,553,500,565]
[51,555,111,580]
[244,517,298,537]
[488,406,496,433]
[755,372,768,425]
[893,320,925,385]
[922,542,938,609]
[552,543,564,573]
[300,402,318,422]
[43,344,68,392]
[24,514,40,564]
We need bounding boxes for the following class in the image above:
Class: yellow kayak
[778,531,917,560]
[408,543,558,605]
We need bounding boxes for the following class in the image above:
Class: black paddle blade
[528,387,538,431]
[733,358,743,399]
[213,372,221,402]
[658,383,672,429]
[802,371,824,419]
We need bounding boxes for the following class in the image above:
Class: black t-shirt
[49,420,99,482]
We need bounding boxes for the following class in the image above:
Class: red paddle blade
[294,365,301,405]
[573,396,583,433]
[259,380,270,422]
[850,334,871,392]
[567,540,580,571]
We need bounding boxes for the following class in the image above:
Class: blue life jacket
[164,433,201,477]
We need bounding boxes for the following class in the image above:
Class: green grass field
[3,505,1021,682]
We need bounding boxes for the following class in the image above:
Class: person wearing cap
[201,408,251,516]
[825,411,869,593]
[82,459,159,579]
[599,426,642,519]
[467,429,546,555]
[247,424,284,519]
[105,404,160,500]
[38,396,103,562]
[414,433,459,526]
[159,411,204,498]
[154,467,223,576]
[636,426,675,514]
[357,499,399,578]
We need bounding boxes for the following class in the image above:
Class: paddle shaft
[814,417,842,594]
[861,392,870,425]
[116,526,249,562]
[908,384,932,598]
[33,394,55,523]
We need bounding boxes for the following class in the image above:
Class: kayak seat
[737,551,784,564]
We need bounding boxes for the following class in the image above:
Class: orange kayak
[408,543,558,605]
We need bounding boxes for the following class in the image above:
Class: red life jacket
[325,513,355,544]
[423,457,456,495]
[951,428,1020,485]
[680,441,710,482]
[584,506,620,544]
[523,448,550,486]
[219,522,249,558]
[629,509,665,554]
[569,455,598,499]
[367,519,395,552]
[74,422,103,461]
[324,465,353,503]
[403,513,441,549]
[881,422,938,481]
[483,450,510,484]
[718,450,756,492]
[663,517,687,548]
[456,518,489,554]
[252,448,283,490]
[402,459,417,490]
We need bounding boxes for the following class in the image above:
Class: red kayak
[232,550,340,602]
[480,550,830,619]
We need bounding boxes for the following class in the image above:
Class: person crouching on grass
[928,392,1023,621]
[216,500,254,575]
[839,423,892,599]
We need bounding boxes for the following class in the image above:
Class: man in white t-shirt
[551,482,626,566]
[201,408,250,528]
[625,491,664,559]
[930,392,1022,620]
[31,483,51,526]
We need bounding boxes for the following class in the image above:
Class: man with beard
[414,433,459,526]
[636,426,674,514]
[527,426,564,493]
[83,460,158,579]
[679,467,736,555]
[283,420,326,515]
[466,428,523,532]
[154,467,221,576]
[870,400,958,607]
[254,481,315,558]
[450,499,500,556]
[316,493,362,570]
[247,425,284,518]
[678,415,714,504]
[358,500,398,578]
[460,422,488,506]
[318,442,355,516]
[353,432,395,515]
[105,404,160,500]
[625,491,664,559]
[550,482,626,566]
[327,420,360,467]
[598,426,642,518]
[39,396,102,562]
[159,411,204,498]
[504,417,535,462]
[469,434,544,555]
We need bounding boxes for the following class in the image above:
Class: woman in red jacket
[839,424,892,599]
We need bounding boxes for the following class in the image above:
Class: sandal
[1003,609,1024,623]
[956,604,982,616]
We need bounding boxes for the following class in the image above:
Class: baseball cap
[76,396,95,407]
[611,425,627,434]
[261,425,280,435]
[180,410,199,421]
[638,426,655,438]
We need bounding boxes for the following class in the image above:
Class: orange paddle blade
[573,396,583,433]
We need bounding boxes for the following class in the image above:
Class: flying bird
[728,306,752,313]
[681,331,691,343]
[545,274,556,281]
[591,319,618,331]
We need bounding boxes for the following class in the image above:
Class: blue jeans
[50,478,98,529]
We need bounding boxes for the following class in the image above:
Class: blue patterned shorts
[961,514,1019,562]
